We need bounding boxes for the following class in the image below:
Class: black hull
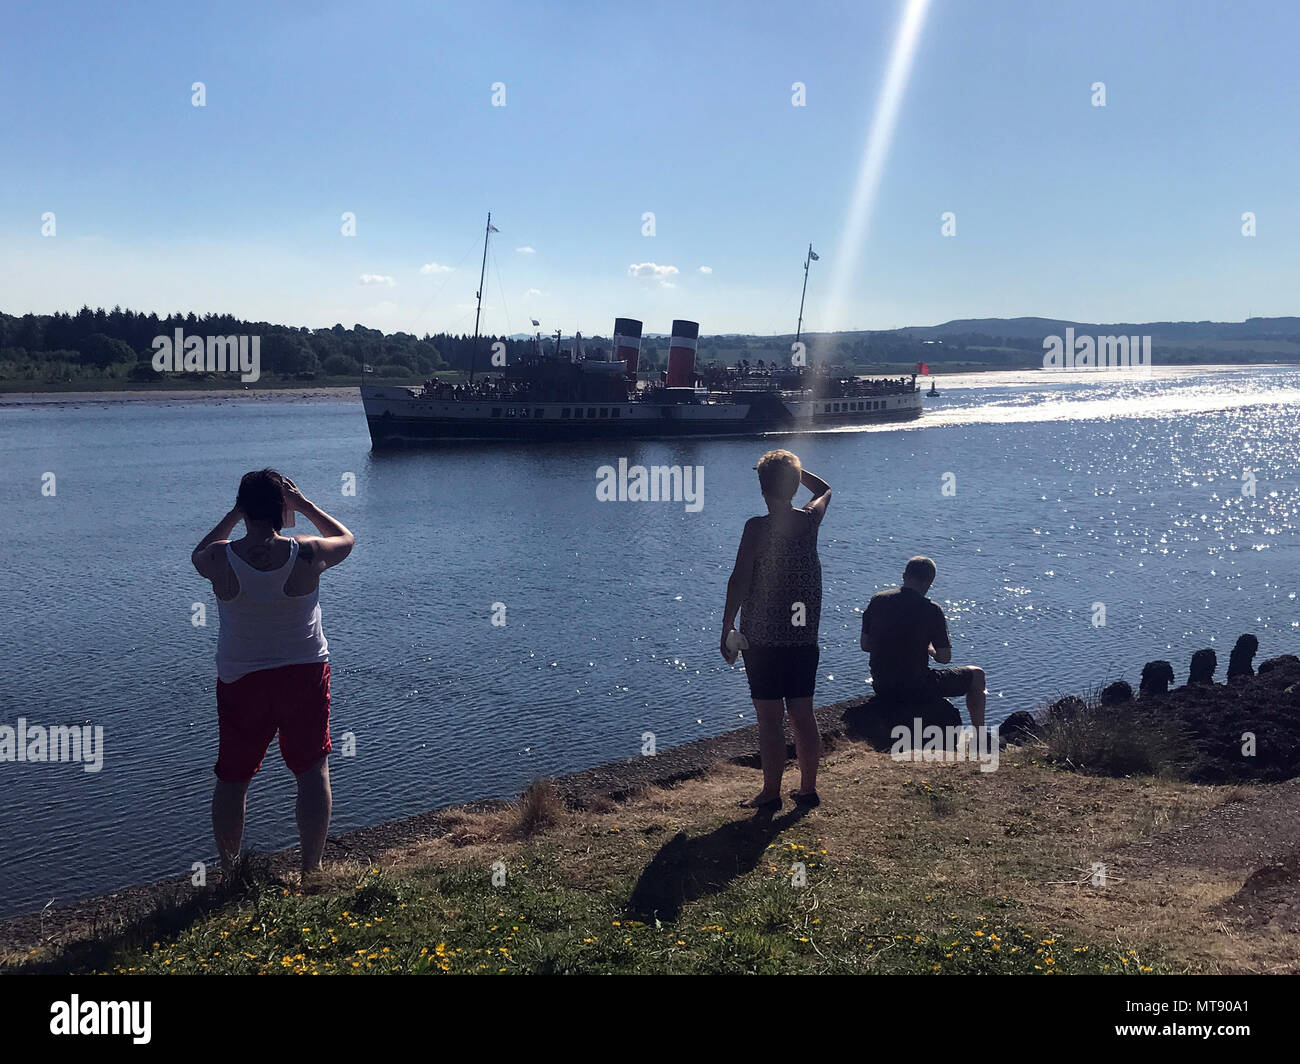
[366,407,921,446]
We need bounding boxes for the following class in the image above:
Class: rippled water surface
[2,364,1298,914]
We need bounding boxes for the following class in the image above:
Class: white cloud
[524,288,542,297]
[419,262,454,275]
[360,274,395,286]
[628,262,679,287]
[516,246,535,254]
[698,265,713,274]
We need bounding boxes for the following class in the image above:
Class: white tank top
[215,540,329,683]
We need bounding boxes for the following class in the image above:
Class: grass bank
[10,732,1285,975]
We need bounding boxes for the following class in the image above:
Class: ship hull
[362,387,923,446]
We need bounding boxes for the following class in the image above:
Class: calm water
[2,365,1299,915]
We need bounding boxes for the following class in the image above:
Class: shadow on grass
[5,853,282,975]
[626,806,809,924]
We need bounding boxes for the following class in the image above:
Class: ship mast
[468,211,494,384]
[794,243,817,349]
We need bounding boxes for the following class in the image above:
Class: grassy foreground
[12,733,1278,976]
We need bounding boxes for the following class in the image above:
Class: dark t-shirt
[862,587,951,689]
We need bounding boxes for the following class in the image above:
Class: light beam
[822,0,932,335]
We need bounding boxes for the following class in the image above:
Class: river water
[1,364,1297,915]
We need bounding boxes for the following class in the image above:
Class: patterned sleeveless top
[740,508,822,647]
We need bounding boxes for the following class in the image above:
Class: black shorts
[742,644,820,701]
[875,666,977,701]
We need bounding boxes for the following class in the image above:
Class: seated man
[860,555,985,728]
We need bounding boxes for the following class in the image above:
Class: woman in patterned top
[721,449,831,810]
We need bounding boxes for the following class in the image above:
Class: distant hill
[893,317,1300,342]
[705,316,1300,371]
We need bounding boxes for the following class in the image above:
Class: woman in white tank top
[216,537,329,683]
[192,469,355,881]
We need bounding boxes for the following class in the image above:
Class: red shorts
[215,662,332,781]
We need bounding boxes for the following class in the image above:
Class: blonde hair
[755,449,801,501]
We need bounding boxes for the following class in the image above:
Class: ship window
[599,408,608,418]
[824,403,831,413]
[520,408,529,417]
[491,408,502,417]
[587,408,596,418]
[561,408,570,418]
[534,408,543,418]
[612,408,620,418]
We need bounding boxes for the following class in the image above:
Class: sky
[1,0,1296,338]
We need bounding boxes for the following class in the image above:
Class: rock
[1187,648,1217,685]
[1045,695,1087,721]
[1000,710,1040,745]
[1100,680,1133,706]
[1139,660,1175,696]
[1227,634,1260,681]
[842,694,961,751]
[1259,654,1300,676]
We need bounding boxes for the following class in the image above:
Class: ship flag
[808,248,819,261]
[917,361,930,375]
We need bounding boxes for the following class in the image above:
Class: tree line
[6,305,1289,385]
[0,306,549,383]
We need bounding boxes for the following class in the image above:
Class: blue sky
[2,0,1296,337]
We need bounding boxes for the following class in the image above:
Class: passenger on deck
[721,449,832,810]
[860,555,986,729]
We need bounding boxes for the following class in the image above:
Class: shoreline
[0,695,862,945]
[3,361,1292,409]
[0,385,362,407]
[5,658,1300,972]
[6,649,1299,952]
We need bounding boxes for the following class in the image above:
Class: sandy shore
[0,386,363,408]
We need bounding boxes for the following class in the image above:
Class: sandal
[789,790,821,808]
[739,795,782,811]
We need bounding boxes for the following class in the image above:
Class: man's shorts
[215,662,332,781]
[875,666,979,702]
[742,644,820,701]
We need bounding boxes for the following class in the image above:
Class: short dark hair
[903,555,936,585]
[236,468,286,530]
